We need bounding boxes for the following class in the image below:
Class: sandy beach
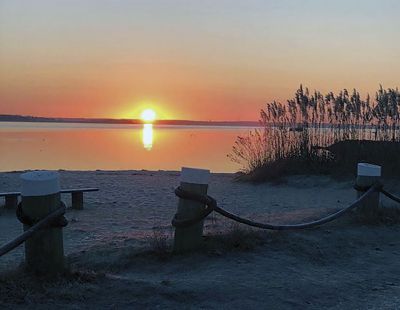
[1,170,400,309]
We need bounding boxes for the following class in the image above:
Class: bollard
[355,163,381,216]
[21,171,65,275]
[173,167,210,253]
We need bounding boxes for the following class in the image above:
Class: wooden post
[173,167,210,253]
[71,192,83,210]
[355,163,381,217]
[5,194,18,209]
[21,171,65,275]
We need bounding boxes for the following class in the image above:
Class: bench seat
[1,188,99,210]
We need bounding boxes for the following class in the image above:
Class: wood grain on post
[21,171,65,275]
[356,163,381,217]
[174,167,210,253]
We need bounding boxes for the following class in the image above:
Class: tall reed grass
[229,85,400,177]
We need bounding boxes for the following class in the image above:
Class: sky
[0,0,399,121]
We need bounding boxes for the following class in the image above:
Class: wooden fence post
[355,163,381,217]
[173,167,210,253]
[21,171,65,275]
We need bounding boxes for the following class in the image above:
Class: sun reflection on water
[142,124,153,150]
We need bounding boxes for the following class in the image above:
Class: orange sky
[0,0,399,121]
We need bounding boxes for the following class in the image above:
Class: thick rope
[380,189,400,204]
[353,184,373,192]
[173,183,381,230]
[0,204,67,258]
[16,201,68,228]
[172,188,216,227]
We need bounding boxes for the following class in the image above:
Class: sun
[140,109,156,122]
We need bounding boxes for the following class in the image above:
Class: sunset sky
[0,0,399,121]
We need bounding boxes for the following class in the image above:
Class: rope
[173,183,381,230]
[380,189,400,204]
[354,184,373,192]
[355,184,400,205]
[16,201,68,228]
[0,203,67,258]
[172,187,216,227]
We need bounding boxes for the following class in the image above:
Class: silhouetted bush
[230,85,400,181]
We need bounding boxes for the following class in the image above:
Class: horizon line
[0,114,260,125]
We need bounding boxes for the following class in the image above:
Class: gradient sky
[0,0,399,120]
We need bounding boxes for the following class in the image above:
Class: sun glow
[141,109,156,122]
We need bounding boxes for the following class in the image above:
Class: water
[0,122,252,173]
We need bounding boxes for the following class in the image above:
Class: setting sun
[141,109,156,122]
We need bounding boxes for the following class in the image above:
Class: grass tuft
[147,226,172,260]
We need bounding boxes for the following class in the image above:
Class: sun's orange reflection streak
[142,124,153,150]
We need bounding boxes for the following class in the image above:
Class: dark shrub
[230,85,400,181]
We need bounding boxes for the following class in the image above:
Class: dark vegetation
[229,85,400,182]
[0,267,102,306]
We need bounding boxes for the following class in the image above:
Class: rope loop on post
[354,182,383,193]
[16,201,68,228]
[0,203,67,258]
[354,184,371,192]
[172,186,216,228]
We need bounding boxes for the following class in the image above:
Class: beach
[1,170,400,309]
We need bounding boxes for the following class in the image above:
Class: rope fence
[1,179,400,260]
[173,183,400,230]
[0,202,67,258]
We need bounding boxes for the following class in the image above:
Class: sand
[1,170,400,309]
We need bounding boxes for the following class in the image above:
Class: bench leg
[71,192,84,210]
[5,195,18,210]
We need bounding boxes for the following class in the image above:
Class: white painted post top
[21,171,60,196]
[180,167,210,185]
[357,163,381,177]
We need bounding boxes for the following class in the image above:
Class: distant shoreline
[0,114,259,127]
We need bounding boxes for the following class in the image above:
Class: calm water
[0,122,252,173]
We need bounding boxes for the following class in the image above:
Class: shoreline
[0,116,260,128]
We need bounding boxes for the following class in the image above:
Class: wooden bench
[0,192,20,209]
[0,188,99,210]
[60,188,99,210]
